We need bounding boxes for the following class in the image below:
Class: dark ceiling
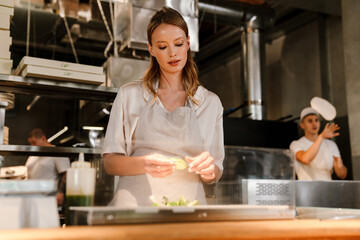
[10,0,341,72]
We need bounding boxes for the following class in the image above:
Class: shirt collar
[142,80,205,111]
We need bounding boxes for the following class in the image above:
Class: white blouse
[102,80,225,173]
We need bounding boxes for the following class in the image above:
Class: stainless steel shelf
[0,74,118,102]
[0,144,101,157]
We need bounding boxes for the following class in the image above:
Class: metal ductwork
[198,0,274,120]
[114,0,199,52]
[241,15,265,120]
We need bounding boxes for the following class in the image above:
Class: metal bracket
[0,101,8,145]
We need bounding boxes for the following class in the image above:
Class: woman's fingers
[186,152,211,170]
[147,168,174,178]
[186,152,216,181]
[198,164,216,180]
[195,164,215,175]
[145,157,174,166]
[189,157,213,172]
[201,172,216,180]
[144,154,175,178]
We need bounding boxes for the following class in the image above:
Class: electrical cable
[26,0,30,56]
[97,0,114,42]
[63,16,79,63]
[108,0,118,57]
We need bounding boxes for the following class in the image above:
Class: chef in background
[290,107,347,180]
[26,128,70,206]
[102,7,224,206]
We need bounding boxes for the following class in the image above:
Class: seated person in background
[26,128,71,206]
[290,108,347,180]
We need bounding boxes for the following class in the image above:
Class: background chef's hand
[320,123,340,139]
[144,153,175,178]
[333,156,343,168]
[56,192,64,206]
[185,152,216,182]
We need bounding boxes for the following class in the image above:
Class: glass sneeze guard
[68,145,296,225]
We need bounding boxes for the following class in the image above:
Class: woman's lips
[168,60,180,66]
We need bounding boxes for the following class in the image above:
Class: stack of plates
[0,0,14,74]
[15,56,105,85]
[0,92,14,110]
[3,125,8,145]
[0,166,27,179]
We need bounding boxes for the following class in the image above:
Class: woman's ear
[299,122,305,130]
[148,43,155,56]
[186,36,190,51]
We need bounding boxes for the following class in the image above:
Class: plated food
[150,196,199,207]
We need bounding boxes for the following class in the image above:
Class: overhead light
[102,108,110,115]
[26,95,41,111]
[59,135,74,144]
[82,126,104,131]
[48,126,68,143]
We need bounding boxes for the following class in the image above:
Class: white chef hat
[300,107,319,121]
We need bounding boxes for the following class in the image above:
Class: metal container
[296,180,360,209]
[104,56,149,88]
[114,0,199,52]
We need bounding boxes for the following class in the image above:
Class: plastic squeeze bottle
[65,152,95,222]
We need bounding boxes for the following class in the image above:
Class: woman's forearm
[103,154,146,176]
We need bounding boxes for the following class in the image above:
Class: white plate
[310,97,336,121]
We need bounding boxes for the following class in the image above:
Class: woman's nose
[169,46,176,57]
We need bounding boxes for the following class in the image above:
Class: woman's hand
[185,152,217,183]
[320,123,340,139]
[144,153,175,178]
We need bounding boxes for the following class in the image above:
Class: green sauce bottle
[65,152,95,224]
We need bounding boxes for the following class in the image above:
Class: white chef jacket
[102,80,225,175]
[290,136,340,180]
[26,156,70,180]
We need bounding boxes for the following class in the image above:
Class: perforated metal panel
[242,179,294,206]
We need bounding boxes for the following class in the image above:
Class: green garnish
[150,195,199,207]
[170,158,187,170]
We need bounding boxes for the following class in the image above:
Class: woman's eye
[176,43,184,47]
[158,46,166,50]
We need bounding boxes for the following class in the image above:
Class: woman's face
[148,23,190,75]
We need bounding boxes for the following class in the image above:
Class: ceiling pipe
[198,0,273,120]
[198,2,245,23]
[198,0,275,28]
[241,15,265,120]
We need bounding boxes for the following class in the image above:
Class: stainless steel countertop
[0,144,101,157]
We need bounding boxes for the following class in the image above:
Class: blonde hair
[143,7,200,104]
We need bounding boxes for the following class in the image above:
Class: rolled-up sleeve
[197,90,225,183]
[102,88,126,156]
[210,99,225,181]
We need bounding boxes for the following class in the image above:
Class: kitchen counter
[1,219,360,240]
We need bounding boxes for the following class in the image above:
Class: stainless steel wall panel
[132,0,198,17]
[296,181,360,209]
[114,1,199,52]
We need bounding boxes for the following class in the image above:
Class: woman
[102,7,224,207]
